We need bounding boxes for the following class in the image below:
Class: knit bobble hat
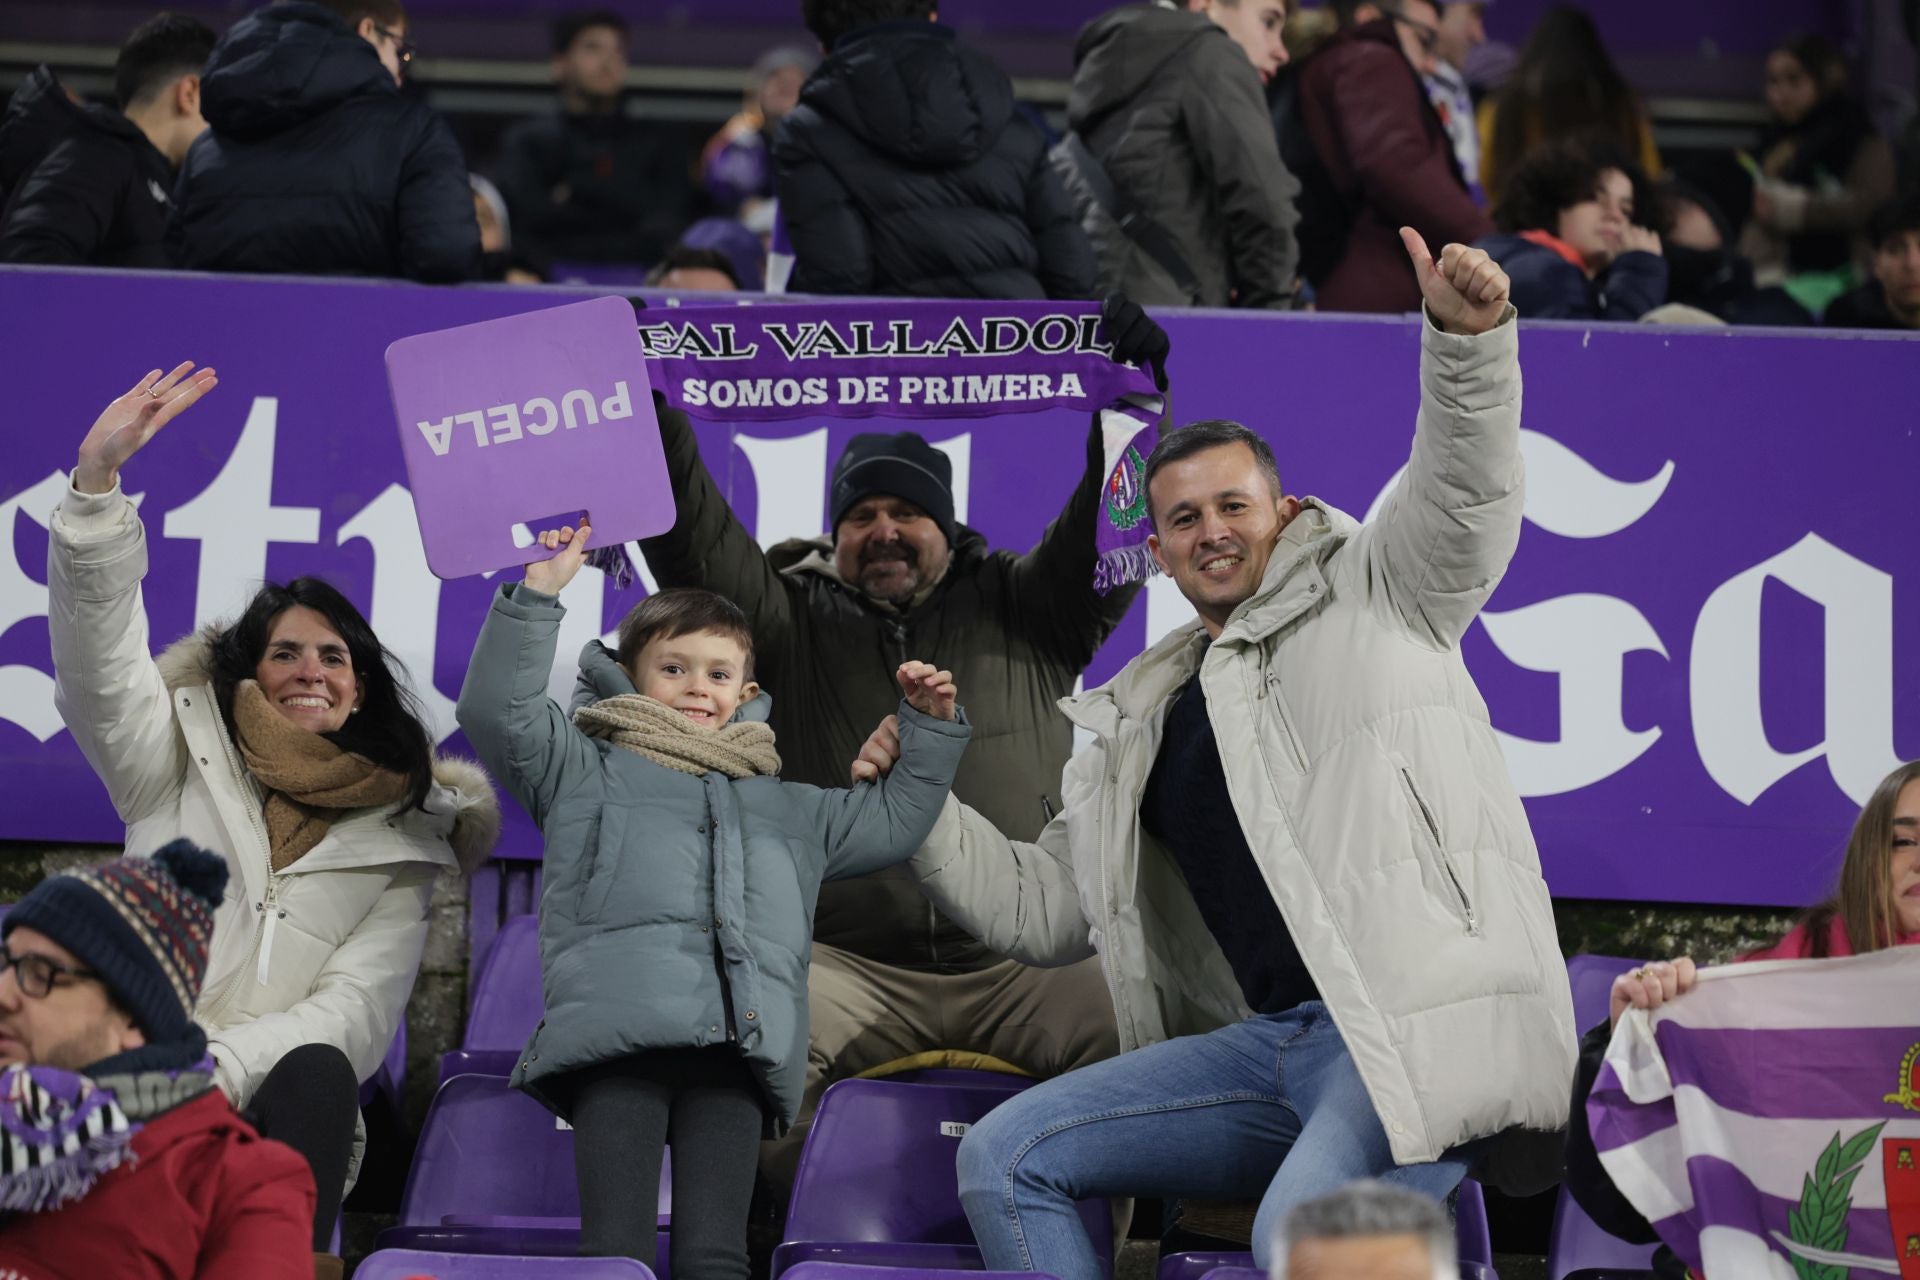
[4,840,229,1042]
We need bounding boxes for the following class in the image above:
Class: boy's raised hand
[523,520,593,596]
[896,660,957,721]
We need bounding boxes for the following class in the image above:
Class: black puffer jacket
[170,1,477,281]
[0,65,177,267]
[774,20,1094,300]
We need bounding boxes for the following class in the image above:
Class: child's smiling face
[628,628,758,730]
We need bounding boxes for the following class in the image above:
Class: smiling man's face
[1147,441,1300,638]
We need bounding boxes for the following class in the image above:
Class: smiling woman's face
[1891,778,1920,937]
[254,605,361,734]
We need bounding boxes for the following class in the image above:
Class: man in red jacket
[0,841,314,1280]
[1299,0,1492,311]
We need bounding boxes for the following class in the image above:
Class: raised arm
[797,694,972,880]
[454,525,600,823]
[1004,295,1166,655]
[636,396,794,646]
[1357,231,1523,650]
[50,364,219,823]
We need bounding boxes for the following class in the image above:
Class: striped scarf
[0,1056,214,1213]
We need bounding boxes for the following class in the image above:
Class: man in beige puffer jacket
[870,229,1576,1280]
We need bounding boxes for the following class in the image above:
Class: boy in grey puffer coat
[456,523,970,1275]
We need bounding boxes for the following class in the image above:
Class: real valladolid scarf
[593,300,1166,594]
[0,1056,215,1214]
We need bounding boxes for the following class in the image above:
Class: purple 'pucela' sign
[1,266,1916,910]
[386,296,673,578]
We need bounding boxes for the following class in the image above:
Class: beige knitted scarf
[573,695,781,778]
[231,681,412,870]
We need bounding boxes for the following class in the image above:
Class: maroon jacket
[1299,19,1492,313]
[0,1089,314,1280]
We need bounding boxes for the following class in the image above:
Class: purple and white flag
[1588,947,1920,1278]
[636,299,1165,591]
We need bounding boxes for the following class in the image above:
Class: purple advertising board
[1,265,1915,910]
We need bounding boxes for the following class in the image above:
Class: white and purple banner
[1589,949,1920,1277]
[0,266,1916,905]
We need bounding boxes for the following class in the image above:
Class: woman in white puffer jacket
[47,362,499,1254]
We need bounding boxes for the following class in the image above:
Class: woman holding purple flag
[46,361,500,1262]
[1563,758,1920,1278]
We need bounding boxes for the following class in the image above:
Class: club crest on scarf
[1106,443,1149,534]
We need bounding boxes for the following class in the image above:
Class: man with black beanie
[636,296,1170,1202]
[0,840,315,1280]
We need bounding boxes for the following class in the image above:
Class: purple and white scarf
[617,299,1165,594]
[0,1055,215,1214]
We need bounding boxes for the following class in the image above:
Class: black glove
[1100,293,1170,392]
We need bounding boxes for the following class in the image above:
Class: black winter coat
[774,21,1095,300]
[1478,233,1668,321]
[0,67,176,267]
[490,112,692,265]
[170,1,477,282]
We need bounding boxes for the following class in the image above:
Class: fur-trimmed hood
[156,625,499,873]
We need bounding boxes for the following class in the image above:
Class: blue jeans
[954,1003,1471,1280]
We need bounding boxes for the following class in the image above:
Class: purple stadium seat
[441,913,543,1086]
[780,1264,1061,1280]
[375,1073,670,1267]
[354,1248,654,1279]
[772,1076,1114,1278]
[1547,956,1659,1280]
[1158,1179,1496,1280]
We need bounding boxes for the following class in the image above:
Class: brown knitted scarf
[231,681,412,870]
[573,695,781,779]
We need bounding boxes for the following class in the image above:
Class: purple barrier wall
[2,265,1915,909]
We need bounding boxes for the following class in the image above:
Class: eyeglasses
[0,949,101,1000]
[372,25,417,71]
[1392,11,1441,52]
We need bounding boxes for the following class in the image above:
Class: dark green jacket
[638,398,1138,972]
[455,582,970,1129]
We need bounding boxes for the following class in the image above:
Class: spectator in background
[1477,7,1661,210]
[1657,175,1812,325]
[1425,1,1488,205]
[0,14,214,268]
[1297,0,1492,312]
[493,10,693,268]
[675,214,766,289]
[702,46,815,221]
[0,842,318,1280]
[1824,198,1920,328]
[1270,1181,1462,1280]
[774,0,1095,299]
[1479,140,1669,321]
[1051,0,1299,309]
[1741,34,1896,317]
[170,0,478,282]
[471,173,546,283]
[646,246,741,291]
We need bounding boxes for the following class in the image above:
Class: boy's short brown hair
[615,588,756,679]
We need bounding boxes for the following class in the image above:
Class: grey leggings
[570,1046,768,1279]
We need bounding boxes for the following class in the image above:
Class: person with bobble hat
[0,840,316,1280]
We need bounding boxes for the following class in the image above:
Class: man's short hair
[1271,1180,1459,1280]
[645,246,741,289]
[1142,420,1283,529]
[1493,137,1664,236]
[307,0,408,31]
[552,8,628,55]
[615,588,757,679]
[1868,195,1920,251]
[801,0,937,49]
[114,13,217,109]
